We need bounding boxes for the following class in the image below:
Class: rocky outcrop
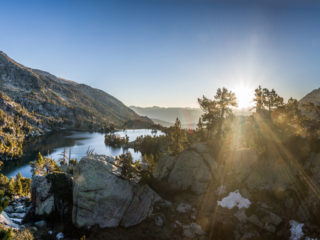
[0,197,32,229]
[153,143,214,195]
[31,173,73,221]
[72,155,161,228]
[31,175,54,216]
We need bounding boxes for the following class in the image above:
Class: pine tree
[117,152,135,179]
[198,96,220,137]
[31,152,45,175]
[263,88,283,112]
[196,118,205,140]
[14,173,23,196]
[198,87,237,138]
[167,118,188,155]
[0,228,12,240]
[253,85,264,112]
[7,178,15,198]
[214,88,237,137]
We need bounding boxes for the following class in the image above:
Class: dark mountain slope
[0,51,152,130]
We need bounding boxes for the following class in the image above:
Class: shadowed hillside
[0,51,152,131]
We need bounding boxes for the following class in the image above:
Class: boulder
[176,203,192,213]
[72,155,161,228]
[0,211,20,229]
[120,184,161,227]
[31,175,54,216]
[153,143,213,195]
[34,220,46,228]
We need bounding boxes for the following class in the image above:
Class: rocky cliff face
[0,51,152,130]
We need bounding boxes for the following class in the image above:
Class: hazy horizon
[1,0,320,107]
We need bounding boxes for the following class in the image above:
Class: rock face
[300,88,320,106]
[72,155,161,228]
[299,88,320,118]
[31,175,54,216]
[0,51,152,130]
[153,143,214,195]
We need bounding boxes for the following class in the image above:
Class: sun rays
[233,83,255,109]
[196,112,320,238]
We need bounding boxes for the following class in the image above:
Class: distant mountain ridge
[300,88,320,105]
[299,88,320,118]
[0,51,152,130]
[130,106,202,128]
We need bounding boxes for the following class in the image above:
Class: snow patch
[289,220,304,240]
[289,220,319,240]
[56,232,64,240]
[218,190,251,209]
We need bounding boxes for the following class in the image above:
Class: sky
[1,0,320,107]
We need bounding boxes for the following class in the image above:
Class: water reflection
[2,129,163,178]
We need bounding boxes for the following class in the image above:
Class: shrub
[0,228,12,240]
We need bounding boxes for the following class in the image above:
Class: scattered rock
[34,220,46,228]
[182,222,205,238]
[176,203,192,213]
[56,232,64,240]
[4,205,14,213]
[155,215,164,227]
[0,211,20,229]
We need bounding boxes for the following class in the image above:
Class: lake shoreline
[1,129,163,178]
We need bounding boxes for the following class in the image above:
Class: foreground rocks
[72,155,162,228]
[153,143,214,195]
[0,197,31,229]
[28,143,320,239]
[31,176,54,216]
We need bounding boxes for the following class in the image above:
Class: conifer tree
[167,118,188,155]
[263,88,283,112]
[198,87,237,138]
[14,173,23,196]
[253,85,264,112]
[7,178,15,198]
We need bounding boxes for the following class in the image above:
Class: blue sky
[1,0,320,107]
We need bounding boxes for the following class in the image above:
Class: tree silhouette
[198,87,237,138]
[263,88,283,112]
[253,85,264,112]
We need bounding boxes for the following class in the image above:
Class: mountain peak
[300,88,320,105]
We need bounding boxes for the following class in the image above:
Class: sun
[233,84,254,109]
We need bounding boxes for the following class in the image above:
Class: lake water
[2,129,164,179]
